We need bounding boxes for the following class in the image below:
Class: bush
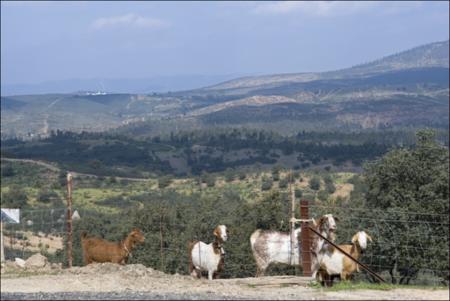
[261,177,273,191]
[317,190,329,201]
[294,189,303,198]
[1,165,14,177]
[1,187,28,208]
[309,176,321,191]
[278,178,288,189]
[205,175,216,187]
[224,169,235,182]
[158,176,172,189]
[37,190,59,204]
[323,175,336,194]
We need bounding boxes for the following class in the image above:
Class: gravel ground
[1,292,252,300]
[1,263,448,300]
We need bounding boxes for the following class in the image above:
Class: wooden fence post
[300,199,312,276]
[66,172,73,268]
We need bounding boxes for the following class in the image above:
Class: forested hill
[2,128,448,178]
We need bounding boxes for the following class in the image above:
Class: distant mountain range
[1,40,448,139]
[1,74,244,96]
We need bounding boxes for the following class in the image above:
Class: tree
[323,175,336,194]
[278,177,288,189]
[309,176,321,191]
[362,129,449,284]
[261,176,273,191]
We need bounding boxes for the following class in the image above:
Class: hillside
[1,40,449,139]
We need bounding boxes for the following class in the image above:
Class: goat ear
[311,218,317,227]
[213,227,220,237]
[351,233,358,244]
[366,233,373,242]
[318,216,326,225]
[334,216,339,222]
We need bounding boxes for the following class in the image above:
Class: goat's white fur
[250,228,302,273]
[250,214,337,278]
[311,214,338,280]
[190,225,227,280]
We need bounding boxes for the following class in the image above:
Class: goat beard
[328,231,336,242]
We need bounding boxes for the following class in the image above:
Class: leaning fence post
[300,199,312,276]
[66,172,73,268]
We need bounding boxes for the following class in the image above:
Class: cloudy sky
[1,1,449,85]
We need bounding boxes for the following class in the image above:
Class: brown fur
[81,228,145,265]
[319,232,373,287]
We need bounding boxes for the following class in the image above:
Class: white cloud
[252,1,408,17]
[91,13,169,30]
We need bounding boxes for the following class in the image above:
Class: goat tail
[187,240,199,274]
[80,231,88,240]
[187,240,198,254]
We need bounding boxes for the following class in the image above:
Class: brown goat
[81,228,145,265]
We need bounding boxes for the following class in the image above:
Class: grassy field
[1,159,356,212]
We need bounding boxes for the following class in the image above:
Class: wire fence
[2,202,449,286]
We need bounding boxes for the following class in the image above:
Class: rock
[15,257,26,268]
[51,262,62,270]
[25,253,48,268]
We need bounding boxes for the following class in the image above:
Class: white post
[1,222,5,263]
[289,171,296,266]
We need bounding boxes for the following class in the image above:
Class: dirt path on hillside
[1,263,448,300]
[1,158,152,182]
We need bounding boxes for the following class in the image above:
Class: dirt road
[1,263,448,300]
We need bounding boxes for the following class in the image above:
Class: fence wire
[2,204,449,286]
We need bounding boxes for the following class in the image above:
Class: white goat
[250,214,338,277]
[310,214,338,280]
[319,230,373,286]
[189,225,228,280]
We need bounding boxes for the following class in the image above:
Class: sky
[1,1,449,85]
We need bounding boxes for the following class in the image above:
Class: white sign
[1,209,20,224]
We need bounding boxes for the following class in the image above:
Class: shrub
[158,176,172,189]
[317,190,329,202]
[1,187,28,208]
[278,178,288,189]
[309,176,321,191]
[261,177,273,191]
[37,190,59,204]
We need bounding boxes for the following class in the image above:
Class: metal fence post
[66,172,73,268]
[300,199,312,276]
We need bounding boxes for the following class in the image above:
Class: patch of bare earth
[1,263,447,300]
[4,232,63,254]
